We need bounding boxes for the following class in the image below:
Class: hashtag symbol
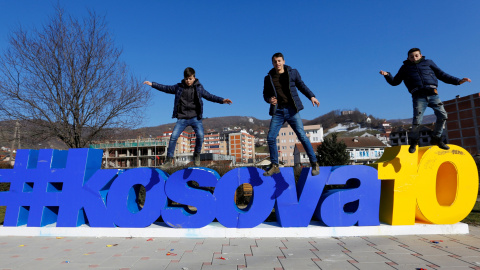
[0,148,105,227]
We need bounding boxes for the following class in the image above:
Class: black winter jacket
[263,65,316,116]
[152,79,225,119]
[384,56,461,95]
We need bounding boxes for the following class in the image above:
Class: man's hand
[459,78,472,85]
[223,99,233,104]
[379,70,388,76]
[311,97,320,107]
[143,81,152,86]
[269,97,277,105]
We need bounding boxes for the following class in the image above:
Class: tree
[316,133,350,166]
[0,6,150,148]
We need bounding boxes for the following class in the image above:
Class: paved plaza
[1,226,480,269]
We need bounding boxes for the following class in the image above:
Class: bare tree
[0,6,150,148]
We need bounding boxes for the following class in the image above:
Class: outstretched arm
[223,99,233,104]
[144,81,177,94]
[380,67,403,86]
[429,61,462,85]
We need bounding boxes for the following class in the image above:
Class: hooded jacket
[384,56,461,95]
[152,79,225,119]
[263,65,316,116]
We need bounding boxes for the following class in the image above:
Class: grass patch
[255,146,269,153]
[462,201,480,226]
[0,206,5,225]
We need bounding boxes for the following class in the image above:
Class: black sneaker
[194,152,201,166]
[432,136,450,150]
[408,139,418,154]
[263,164,280,176]
[311,162,319,176]
[160,157,174,169]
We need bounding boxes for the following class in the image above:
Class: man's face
[408,51,422,62]
[184,75,195,86]
[272,57,285,72]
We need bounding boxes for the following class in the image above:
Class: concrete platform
[0,222,469,238]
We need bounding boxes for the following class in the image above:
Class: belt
[410,85,437,93]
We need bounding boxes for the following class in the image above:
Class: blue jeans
[267,107,317,165]
[411,94,448,141]
[167,118,204,158]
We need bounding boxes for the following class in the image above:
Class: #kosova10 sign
[0,145,477,228]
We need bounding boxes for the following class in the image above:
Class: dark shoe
[311,161,319,176]
[194,152,201,166]
[160,156,174,169]
[408,139,418,154]
[263,164,280,176]
[431,136,450,150]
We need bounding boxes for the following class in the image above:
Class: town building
[389,125,434,147]
[228,129,255,164]
[276,124,323,166]
[90,138,167,169]
[444,93,480,155]
[294,136,386,166]
[203,131,228,155]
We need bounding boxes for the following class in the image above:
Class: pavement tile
[179,250,213,263]
[211,253,245,266]
[390,263,437,270]
[360,236,399,246]
[346,251,390,263]
[245,255,282,268]
[255,238,286,248]
[352,262,396,270]
[98,255,141,268]
[341,243,380,253]
[313,260,357,270]
[229,238,257,246]
[201,265,237,270]
[282,238,316,250]
[222,245,251,254]
[164,261,202,270]
[251,246,284,256]
[381,253,431,265]
[309,240,346,251]
[372,245,413,254]
[130,257,171,270]
[408,246,452,256]
[439,247,480,257]
[311,249,351,261]
[281,248,317,259]
[278,257,321,270]
[420,254,478,267]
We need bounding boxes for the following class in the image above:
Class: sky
[1,0,479,128]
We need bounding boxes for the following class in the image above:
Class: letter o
[416,145,478,224]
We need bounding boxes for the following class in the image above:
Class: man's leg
[286,108,319,176]
[164,119,187,167]
[264,109,285,176]
[409,96,428,153]
[191,118,204,166]
[428,95,449,150]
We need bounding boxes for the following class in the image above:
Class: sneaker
[194,152,201,167]
[311,161,319,176]
[431,136,450,150]
[263,164,280,176]
[160,156,174,169]
[408,139,418,154]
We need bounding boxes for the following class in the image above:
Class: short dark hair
[272,52,284,61]
[184,67,195,78]
[408,48,421,56]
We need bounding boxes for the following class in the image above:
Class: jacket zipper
[269,74,278,112]
[286,68,299,112]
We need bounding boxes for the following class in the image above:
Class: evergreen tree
[316,133,350,166]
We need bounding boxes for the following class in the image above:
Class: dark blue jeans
[167,118,204,158]
[267,107,317,165]
[411,94,448,140]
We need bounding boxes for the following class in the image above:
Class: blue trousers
[167,118,204,158]
[411,94,448,140]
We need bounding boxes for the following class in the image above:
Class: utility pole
[10,121,21,161]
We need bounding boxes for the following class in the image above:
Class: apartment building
[276,124,323,166]
[444,93,480,155]
[161,131,195,155]
[228,129,255,164]
[203,131,228,155]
